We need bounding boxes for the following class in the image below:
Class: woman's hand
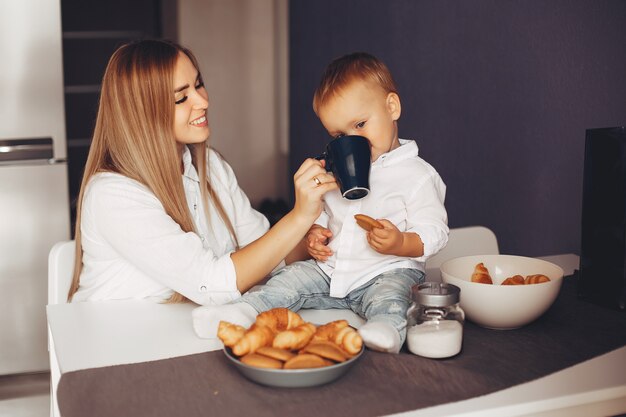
[306,224,333,261]
[291,158,337,222]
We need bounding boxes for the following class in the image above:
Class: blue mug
[317,135,371,200]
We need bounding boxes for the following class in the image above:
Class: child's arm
[367,219,424,257]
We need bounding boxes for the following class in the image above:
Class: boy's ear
[386,92,401,121]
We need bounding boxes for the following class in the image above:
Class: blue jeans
[235,260,425,344]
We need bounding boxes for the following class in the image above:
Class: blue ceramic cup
[317,135,371,200]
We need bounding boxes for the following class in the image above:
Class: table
[47,254,626,417]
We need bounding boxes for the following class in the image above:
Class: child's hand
[366,219,404,255]
[306,225,333,261]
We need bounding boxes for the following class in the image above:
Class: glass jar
[406,282,465,358]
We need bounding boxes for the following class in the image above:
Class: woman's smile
[190,115,208,127]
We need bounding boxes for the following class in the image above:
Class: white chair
[48,240,76,417]
[425,226,499,282]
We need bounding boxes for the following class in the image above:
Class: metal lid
[412,282,460,307]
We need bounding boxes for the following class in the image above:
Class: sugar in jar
[406,282,464,358]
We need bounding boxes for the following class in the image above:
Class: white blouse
[72,147,270,305]
[316,139,449,298]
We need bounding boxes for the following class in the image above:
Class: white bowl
[440,254,564,329]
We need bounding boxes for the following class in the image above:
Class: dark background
[288,0,626,257]
[60,0,168,230]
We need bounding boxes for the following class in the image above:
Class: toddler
[193,52,448,353]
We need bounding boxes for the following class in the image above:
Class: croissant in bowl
[470,263,551,286]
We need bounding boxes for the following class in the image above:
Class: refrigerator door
[0,0,67,159]
[0,0,70,374]
[0,161,70,374]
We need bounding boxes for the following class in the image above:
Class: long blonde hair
[68,40,238,302]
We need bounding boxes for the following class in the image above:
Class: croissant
[313,320,349,341]
[471,262,493,284]
[217,321,246,347]
[273,322,316,350]
[501,275,525,285]
[232,324,276,356]
[312,320,362,355]
[525,274,550,284]
[333,326,363,355]
[255,308,304,332]
[283,353,329,369]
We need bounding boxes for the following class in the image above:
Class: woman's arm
[81,160,335,304]
[231,158,337,292]
[284,238,309,265]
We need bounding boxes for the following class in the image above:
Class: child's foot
[358,321,401,353]
[192,302,258,339]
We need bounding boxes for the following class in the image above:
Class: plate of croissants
[218,307,364,387]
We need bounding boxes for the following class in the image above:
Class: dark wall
[61,0,168,232]
[288,0,626,257]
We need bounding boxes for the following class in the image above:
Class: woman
[68,39,336,305]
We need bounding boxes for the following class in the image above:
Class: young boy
[193,52,448,353]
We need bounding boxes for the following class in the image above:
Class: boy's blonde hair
[68,40,238,303]
[313,52,398,114]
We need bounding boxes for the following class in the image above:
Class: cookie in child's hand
[354,214,383,232]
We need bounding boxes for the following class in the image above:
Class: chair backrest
[425,226,499,282]
[48,240,76,305]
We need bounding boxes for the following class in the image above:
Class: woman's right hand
[291,158,337,222]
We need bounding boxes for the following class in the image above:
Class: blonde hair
[312,52,398,114]
[68,40,238,302]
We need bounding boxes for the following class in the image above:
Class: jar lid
[412,282,460,306]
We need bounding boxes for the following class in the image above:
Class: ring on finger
[313,176,322,186]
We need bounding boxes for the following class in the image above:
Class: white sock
[192,302,258,339]
[358,321,402,354]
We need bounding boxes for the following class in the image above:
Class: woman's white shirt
[73,147,269,305]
